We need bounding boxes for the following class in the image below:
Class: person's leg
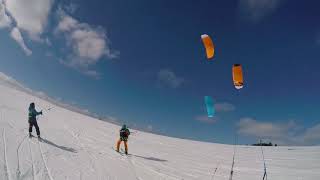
[34,121,40,136]
[29,122,33,134]
[124,141,128,154]
[116,139,121,152]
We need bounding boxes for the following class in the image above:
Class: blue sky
[0,0,320,145]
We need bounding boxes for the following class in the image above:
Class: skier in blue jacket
[28,102,42,138]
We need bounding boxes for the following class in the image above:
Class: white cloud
[56,15,78,32]
[1,1,118,76]
[157,69,184,88]
[195,115,218,124]
[0,0,120,79]
[56,11,118,77]
[239,0,283,22]
[10,27,32,56]
[238,118,296,139]
[237,118,320,145]
[5,0,53,40]
[302,124,320,142]
[214,102,235,112]
[0,0,12,28]
[71,29,108,60]
[0,0,49,55]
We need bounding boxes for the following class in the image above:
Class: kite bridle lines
[229,135,237,180]
[261,145,268,180]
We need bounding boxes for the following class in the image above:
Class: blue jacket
[28,107,42,122]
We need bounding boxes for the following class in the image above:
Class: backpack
[120,129,128,138]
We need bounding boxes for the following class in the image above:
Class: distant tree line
[252,140,278,146]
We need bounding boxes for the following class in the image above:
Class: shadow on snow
[132,154,167,162]
[40,138,77,153]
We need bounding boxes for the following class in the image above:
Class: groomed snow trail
[0,75,320,180]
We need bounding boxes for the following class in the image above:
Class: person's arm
[35,109,43,116]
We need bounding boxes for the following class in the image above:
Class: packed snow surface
[0,79,319,180]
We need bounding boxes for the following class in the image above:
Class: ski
[29,134,43,143]
[112,147,126,156]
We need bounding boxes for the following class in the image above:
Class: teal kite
[204,96,215,117]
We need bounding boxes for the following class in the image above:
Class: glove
[40,111,43,115]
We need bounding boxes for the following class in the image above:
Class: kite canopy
[204,96,215,117]
[201,34,215,59]
[232,64,244,89]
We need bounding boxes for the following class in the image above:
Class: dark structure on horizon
[252,140,277,146]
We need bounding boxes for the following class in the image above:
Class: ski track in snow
[38,139,54,180]
[64,125,118,180]
[119,148,179,180]
[63,125,100,178]
[125,154,179,180]
[3,128,12,180]
[27,138,36,180]
[125,155,142,180]
[15,135,27,180]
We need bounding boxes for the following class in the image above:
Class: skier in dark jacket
[116,124,131,154]
[28,102,42,138]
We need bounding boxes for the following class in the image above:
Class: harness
[120,129,129,141]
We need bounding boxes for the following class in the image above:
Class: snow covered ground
[0,77,319,180]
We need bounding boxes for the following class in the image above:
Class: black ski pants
[29,121,40,136]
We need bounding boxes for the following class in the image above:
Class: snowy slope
[0,79,319,180]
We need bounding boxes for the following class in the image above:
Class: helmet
[122,124,127,129]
